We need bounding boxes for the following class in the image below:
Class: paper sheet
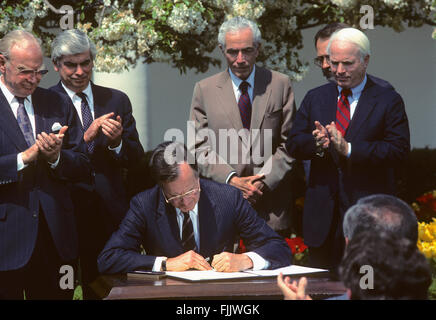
[166,265,327,282]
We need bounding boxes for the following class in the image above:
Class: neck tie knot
[341,88,352,98]
[15,96,25,104]
[77,92,87,102]
[239,81,250,94]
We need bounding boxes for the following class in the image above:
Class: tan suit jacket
[189,66,296,232]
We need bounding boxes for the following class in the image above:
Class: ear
[0,54,7,74]
[364,55,370,68]
[218,44,225,55]
[52,60,59,72]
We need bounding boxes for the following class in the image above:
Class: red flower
[285,237,308,254]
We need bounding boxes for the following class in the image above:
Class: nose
[322,57,330,69]
[337,63,346,74]
[75,64,84,75]
[236,51,245,63]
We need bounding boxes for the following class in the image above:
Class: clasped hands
[166,250,253,272]
[83,112,123,148]
[312,121,348,157]
[229,174,266,205]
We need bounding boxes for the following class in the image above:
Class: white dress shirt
[153,200,270,271]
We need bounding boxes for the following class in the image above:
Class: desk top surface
[91,273,347,300]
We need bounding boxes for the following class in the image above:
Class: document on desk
[166,265,327,282]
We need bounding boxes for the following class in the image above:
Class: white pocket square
[51,122,62,132]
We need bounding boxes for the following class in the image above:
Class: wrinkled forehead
[329,40,361,60]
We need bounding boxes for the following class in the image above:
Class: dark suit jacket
[0,87,90,271]
[97,179,293,273]
[50,82,145,228]
[286,75,410,247]
[190,66,296,231]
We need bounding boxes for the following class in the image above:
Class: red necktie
[238,81,252,129]
[335,88,352,137]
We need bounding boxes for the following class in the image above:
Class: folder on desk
[166,265,327,282]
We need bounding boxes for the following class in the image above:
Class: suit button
[33,212,37,218]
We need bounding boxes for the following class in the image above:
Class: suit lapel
[32,88,46,135]
[91,83,104,119]
[250,66,271,130]
[155,190,184,254]
[0,90,30,150]
[345,77,377,141]
[198,184,218,258]
[216,71,244,131]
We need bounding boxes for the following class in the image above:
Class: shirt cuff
[153,256,167,271]
[347,143,352,158]
[244,252,270,270]
[225,171,237,184]
[17,153,27,171]
[48,153,61,169]
[108,140,123,154]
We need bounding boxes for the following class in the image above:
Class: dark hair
[340,230,432,300]
[314,22,350,46]
[343,194,418,243]
[149,141,198,184]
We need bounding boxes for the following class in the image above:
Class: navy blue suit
[50,81,144,297]
[0,87,90,299]
[98,179,293,273]
[0,87,89,271]
[286,75,410,266]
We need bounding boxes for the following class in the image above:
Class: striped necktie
[15,96,35,147]
[77,92,95,153]
[181,211,197,252]
[238,81,252,129]
[335,88,352,137]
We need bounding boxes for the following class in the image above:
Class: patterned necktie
[238,81,252,129]
[181,211,197,252]
[15,96,35,147]
[335,88,352,137]
[77,92,95,153]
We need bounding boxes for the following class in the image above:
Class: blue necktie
[77,92,95,154]
[15,96,35,147]
[238,81,252,129]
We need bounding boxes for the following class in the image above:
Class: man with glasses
[0,30,90,299]
[98,141,292,273]
[49,29,144,298]
[313,23,349,82]
[189,16,296,237]
[286,28,410,274]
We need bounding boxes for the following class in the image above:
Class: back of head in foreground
[339,230,432,300]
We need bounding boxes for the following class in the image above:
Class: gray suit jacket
[189,66,296,231]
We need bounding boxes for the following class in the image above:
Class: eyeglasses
[4,56,48,77]
[225,47,257,58]
[313,55,329,67]
[163,185,201,204]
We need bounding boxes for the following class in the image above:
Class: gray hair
[0,30,41,58]
[218,16,261,49]
[149,141,198,185]
[343,194,418,243]
[51,29,96,65]
[327,27,371,62]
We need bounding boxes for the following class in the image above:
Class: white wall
[40,24,436,151]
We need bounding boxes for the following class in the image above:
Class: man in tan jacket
[189,16,296,236]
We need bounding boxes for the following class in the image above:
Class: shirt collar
[176,202,199,217]
[228,65,256,90]
[0,76,32,105]
[61,81,93,102]
[338,74,367,99]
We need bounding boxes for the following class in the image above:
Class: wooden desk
[90,273,346,300]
